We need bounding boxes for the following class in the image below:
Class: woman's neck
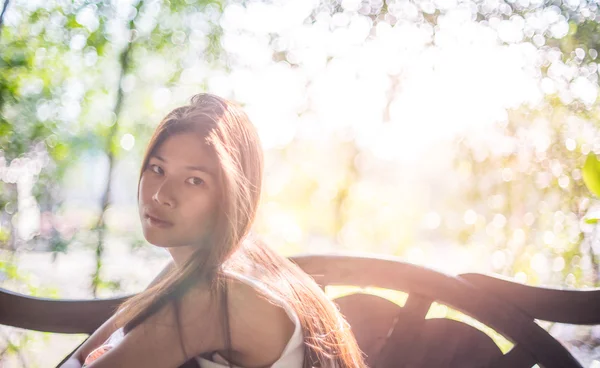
[167,245,197,267]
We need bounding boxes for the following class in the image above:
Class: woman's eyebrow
[151,154,216,176]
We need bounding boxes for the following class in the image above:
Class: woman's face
[138,132,220,262]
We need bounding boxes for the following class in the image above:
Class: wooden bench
[1,254,598,367]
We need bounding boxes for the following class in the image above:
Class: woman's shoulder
[219,271,298,366]
[226,270,297,339]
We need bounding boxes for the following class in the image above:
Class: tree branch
[0,0,9,35]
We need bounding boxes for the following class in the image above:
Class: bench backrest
[2,254,597,367]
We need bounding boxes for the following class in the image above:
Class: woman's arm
[59,259,175,367]
[58,310,119,367]
[83,280,223,368]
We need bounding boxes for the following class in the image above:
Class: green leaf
[583,153,600,197]
[50,142,70,161]
[584,210,600,224]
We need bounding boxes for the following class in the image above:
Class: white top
[85,271,305,368]
[196,271,305,367]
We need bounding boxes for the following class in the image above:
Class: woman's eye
[188,177,204,186]
[149,164,162,174]
[147,165,202,186]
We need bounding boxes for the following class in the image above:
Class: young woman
[59,93,366,368]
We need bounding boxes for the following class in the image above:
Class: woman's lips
[145,214,174,228]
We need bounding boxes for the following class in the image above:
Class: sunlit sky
[6,0,596,160]
[191,0,547,159]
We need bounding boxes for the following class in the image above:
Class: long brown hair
[114,93,366,368]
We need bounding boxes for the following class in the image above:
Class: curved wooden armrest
[289,252,463,293]
[460,273,600,325]
[1,259,172,334]
[0,287,134,334]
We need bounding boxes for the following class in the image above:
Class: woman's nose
[152,180,176,207]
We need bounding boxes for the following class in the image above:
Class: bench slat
[333,293,402,366]
[0,288,131,334]
[461,273,600,325]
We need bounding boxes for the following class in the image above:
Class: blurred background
[2,0,600,366]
